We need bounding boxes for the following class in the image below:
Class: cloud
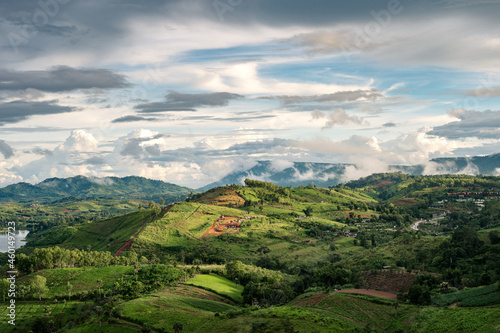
[459,87,500,98]
[291,30,392,55]
[429,109,500,139]
[0,140,14,159]
[311,108,367,127]
[31,147,53,156]
[0,66,129,92]
[0,100,75,125]
[112,115,158,123]
[382,122,397,127]
[85,156,107,165]
[298,135,382,156]
[134,90,243,113]
[118,130,166,158]
[260,89,382,106]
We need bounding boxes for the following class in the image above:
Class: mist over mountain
[199,153,500,190]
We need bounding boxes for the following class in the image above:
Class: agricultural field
[0,301,81,333]
[28,210,156,253]
[3,175,500,332]
[184,274,244,303]
[432,284,500,307]
[411,305,500,332]
[17,266,135,298]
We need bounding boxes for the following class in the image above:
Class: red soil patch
[357,269,440,294]
[200,215,242,238]
[294,293,326,307]
[373,181,395,188]
[336,289,397,300]
[392,198,419,207]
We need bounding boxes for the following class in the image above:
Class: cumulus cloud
[0,66,129,92]
[13,130,104,183]
[0,100,75,125]
[134,91,243,113]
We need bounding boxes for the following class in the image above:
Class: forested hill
[343,172,500,201]
[0,175,192,202]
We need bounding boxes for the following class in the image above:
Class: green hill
[0,175,192,202]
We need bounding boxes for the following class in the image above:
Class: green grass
[184,274,244,303]
[412,305,500,332]
[116,295,215,332]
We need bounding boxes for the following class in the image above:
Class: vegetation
[2,174,500,332]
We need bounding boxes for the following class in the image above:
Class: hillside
[0,175,192,202]
[4,176,500,332]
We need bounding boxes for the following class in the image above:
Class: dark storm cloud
[112,115,158,123]
[0,100,75,125]
[0,140,14,158]
[135,91,243,113]
[429,109,500,139]
[0,66,129,92]
[260,90,382,106]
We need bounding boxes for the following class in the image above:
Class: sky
[1,0,500,188]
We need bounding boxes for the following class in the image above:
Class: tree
[303,206,314,217]
[30,275,49,301]
[66,281,73,301]
[97,279,103,298]
[148,201,156,210]
[173,322,183,333]
[161,199,165,206]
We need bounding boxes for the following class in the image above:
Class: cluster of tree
[112,264,182,299]
[16,247,147,274]
[226,261,297,306]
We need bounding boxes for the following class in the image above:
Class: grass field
[432,284,500,307]
[184,274,244,304]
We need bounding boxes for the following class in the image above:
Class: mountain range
[200,153,500,190]
[1,153,499,201]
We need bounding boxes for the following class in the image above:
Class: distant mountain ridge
[199,153,500,190]
[0,175,192,202]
